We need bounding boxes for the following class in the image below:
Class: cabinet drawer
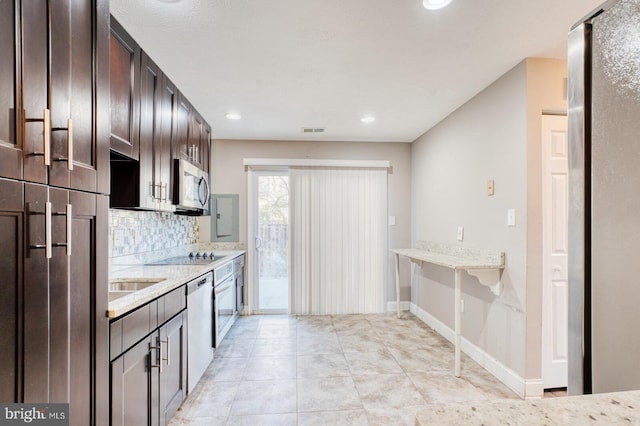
[160,286,185,325]
[121,301,156,354]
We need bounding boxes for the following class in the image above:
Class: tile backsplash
[109,209,198,258]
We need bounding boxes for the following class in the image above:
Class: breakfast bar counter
[392,241,505,377]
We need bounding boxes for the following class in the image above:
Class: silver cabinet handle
[156,334,172,367]
[149,340,162,373]
[165,334,171,366]
[45,202,52,259]
[27,201,52,258]
[51,206,71,255]
[66,204,72,256]
[52,118,74,170]
[44,110,51,166]
[67,118,73,170]
[159,336,170,366]
[26,108,51,166]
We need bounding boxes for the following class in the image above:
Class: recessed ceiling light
[225,112,242,120]
[360,116,375,124]
[422,0,453,10]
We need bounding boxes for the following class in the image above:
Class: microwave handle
[199,175,210,208]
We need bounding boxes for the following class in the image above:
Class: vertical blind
[289,167,388,315]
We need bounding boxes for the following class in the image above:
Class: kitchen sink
[109,277,165,292]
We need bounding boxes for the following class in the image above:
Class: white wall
[410,58,567,391]
[200,139,412,302]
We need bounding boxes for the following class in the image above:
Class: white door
[248,170,290,314]
[542,114,569,389]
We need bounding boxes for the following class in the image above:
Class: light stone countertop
[392,241,504,270]
[391,248,504,270]
[415,390,640,425]
[107,250,245,319]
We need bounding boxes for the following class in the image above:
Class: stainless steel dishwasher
[186,272,213,394]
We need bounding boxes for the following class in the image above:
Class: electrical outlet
[487,179,495,196]
[457,226,464,241]
[389,216,396,226]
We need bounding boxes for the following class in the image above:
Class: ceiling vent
[302,127,325,133]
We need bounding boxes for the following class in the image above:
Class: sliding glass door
[249,171,289,313]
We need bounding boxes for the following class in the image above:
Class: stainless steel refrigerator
[568,0,640,395]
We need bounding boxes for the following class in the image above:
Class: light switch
[389,216,396,226]
[487,179,495,196]
[457,226,464,241]
[507,209,516,227]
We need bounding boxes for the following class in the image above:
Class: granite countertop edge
[107,250,245,319]
[415,390,640,425]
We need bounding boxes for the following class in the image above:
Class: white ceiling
[110,0,603,143]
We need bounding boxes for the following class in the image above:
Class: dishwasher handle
[186,273,213,295]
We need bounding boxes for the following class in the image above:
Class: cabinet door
[110,17,140,160]
[189,110,205,170]
[21,1,49,185]
[0,2,23,181]
[22,185,107,425]
[139,51,161,210]
[111,333,156,426]
[68,190,109,426]
[1,1,108,192]
[159,74,177,208]
[49,0,107,193]
[159,312,187,426]
[23,183,53,402]
[173,92,191,164]
[202,121,212,175]
[0,178,24,402]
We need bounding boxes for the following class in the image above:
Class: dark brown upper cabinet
[110,17,140,161]
[158,74,178,208]
[173,91,192,165]
[0,0,109,194]
[111,51,175,212]
[0,1,23,181]
[173,94,210,173]
[202,121,212,175]
[109,15,212,214]
[189,109,205,170]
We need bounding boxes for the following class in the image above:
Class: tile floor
[169,313,520,425]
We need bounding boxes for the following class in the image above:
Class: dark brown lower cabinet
[0,177,109,425]
[111,333,157,426]
[111,311,187,426]
[160,312,187,425]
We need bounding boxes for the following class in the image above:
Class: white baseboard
[524,379,544,399]
[387,301,411,313]
[410,302,538,399]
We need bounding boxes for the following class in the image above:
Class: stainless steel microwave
[174,159,210,215]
